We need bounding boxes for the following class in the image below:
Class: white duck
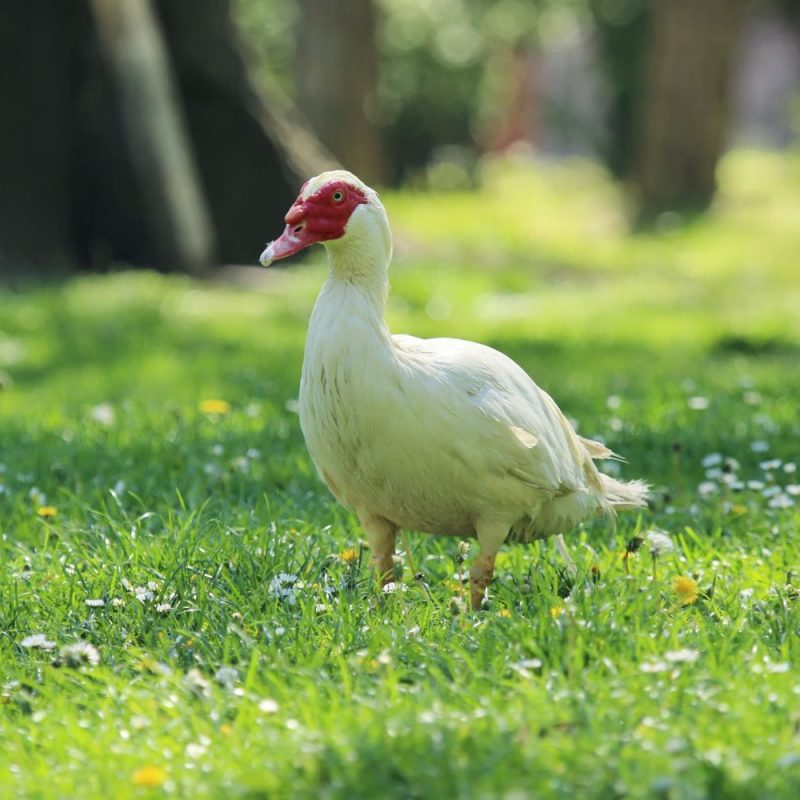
[260,171,648,609]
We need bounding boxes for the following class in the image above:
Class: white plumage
[261,170,648,608]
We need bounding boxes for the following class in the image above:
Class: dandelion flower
[665,648,699,663]
[131,766,167,788]
[258,698,279,714]
[645,530,674,556]
[20,634,56,651]
[645,530,674,580]
[550,605,565,619]
[269,573,301,604]
[622,534,643,574]
[214,667,239,688]
[687,396,709,410]
[89,402,115,426]
[36,506,58,518]
[134,586,154,603]
[59,641,101,667]
[672,576,699,606]
[625,535,644,553]
[498,608,512,618]
[185,742,207,760]
[200,399,231,415]
[339,548,359,564]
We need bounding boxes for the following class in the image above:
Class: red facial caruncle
[260,179,368,266]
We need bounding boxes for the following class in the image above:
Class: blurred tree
[0,0,331,275]
[589,0,650,179]
[155,0,334,263]
[238,0,762,214]
[233,0,545,184]
[591,0,753,221]
[295,0,385,184]
[0,4,86,271]
[92,0,215,274]
[632,0,751,220]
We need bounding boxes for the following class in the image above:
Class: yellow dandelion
[550,605,565,618]
[498,608,512,618]
[200,399,231,415]
[220,723,233,737]
[131,765,167,788]
[339,548,359,564]
[672,575,699,606]
[36,506,58,518]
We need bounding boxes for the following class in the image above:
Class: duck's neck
[323,226,392,319]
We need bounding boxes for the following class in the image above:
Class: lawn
[1,150,799,799]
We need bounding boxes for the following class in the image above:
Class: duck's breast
[299,313,539,534]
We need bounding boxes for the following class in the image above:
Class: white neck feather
[322,203,393,313]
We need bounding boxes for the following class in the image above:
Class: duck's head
[259,170,390,268]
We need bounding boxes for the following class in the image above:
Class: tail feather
[579,435,626,462]
[600,474,650,510]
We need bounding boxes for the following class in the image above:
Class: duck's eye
[332,190,345,203]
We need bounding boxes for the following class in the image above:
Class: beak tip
[259,245,274,267]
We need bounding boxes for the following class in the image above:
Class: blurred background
[1,0,799,276]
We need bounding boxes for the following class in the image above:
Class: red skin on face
[285,180,368,240]
[262,180,369,265]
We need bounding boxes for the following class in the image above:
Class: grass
[1,150,799,799]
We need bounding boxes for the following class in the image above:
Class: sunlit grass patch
[1,152,799,798]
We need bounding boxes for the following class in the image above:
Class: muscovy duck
[260,171,648,608]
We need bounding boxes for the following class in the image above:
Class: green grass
[1,150,799,799]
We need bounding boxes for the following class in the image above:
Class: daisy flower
[672,575,699,606]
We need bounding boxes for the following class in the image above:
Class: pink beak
[259,197,317,266]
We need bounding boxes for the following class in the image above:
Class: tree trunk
[0,0,330,275]
[295,0,385,185]
[633,0,751,221]
[91,0,215,274]
[0,5,80,272]
[156,0,335,264]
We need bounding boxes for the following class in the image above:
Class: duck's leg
[359,511,398,586]
[470,519,511,610]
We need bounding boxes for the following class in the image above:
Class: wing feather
[393,335,595,495]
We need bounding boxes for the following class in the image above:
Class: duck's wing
[392,335,600,494]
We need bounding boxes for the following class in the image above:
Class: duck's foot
[469,554,496,611]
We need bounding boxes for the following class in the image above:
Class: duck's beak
[259,224,316,267]
[259,197,317,266]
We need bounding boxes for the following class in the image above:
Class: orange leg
[359,511,398,586]
[469,518,511,610]
[469,553,496,610]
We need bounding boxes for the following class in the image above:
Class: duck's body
[301,281,627,541]
[261,170,648,607]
